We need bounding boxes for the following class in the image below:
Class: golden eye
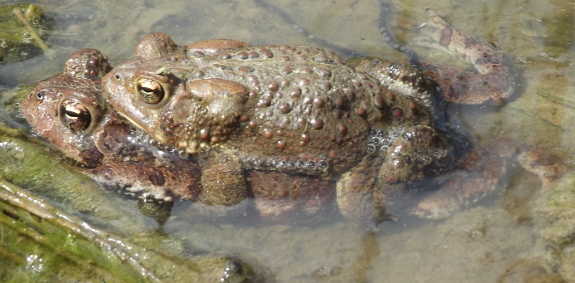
[59,99,91,132]
[136,77,164,104]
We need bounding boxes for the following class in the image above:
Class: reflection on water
[1,0,575,282]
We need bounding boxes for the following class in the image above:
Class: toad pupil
[136,78,164,104]
[59,100,91,131]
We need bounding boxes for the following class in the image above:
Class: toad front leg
[195,150,248,215]
[182,79,251,214]
[336,157,386,223]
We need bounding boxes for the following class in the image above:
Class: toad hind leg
[411,139,566,219]
[419,9,515,105]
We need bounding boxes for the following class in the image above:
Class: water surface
[1,0,574,282]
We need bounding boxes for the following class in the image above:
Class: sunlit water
[1,0,574,281]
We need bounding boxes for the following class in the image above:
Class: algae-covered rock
[0,122,122,219]
[0,178,260,283]
[0,4,52,64]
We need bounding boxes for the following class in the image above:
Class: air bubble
[420,155,431,164]
[296,160,305,168]
[367,144,376,153]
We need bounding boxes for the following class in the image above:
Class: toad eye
[136,77,164,104]
[59,99,91,132]
[33,91,44,100]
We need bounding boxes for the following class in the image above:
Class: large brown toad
[102,10,564,221]
[22,48,334,221]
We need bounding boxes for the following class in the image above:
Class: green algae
[0,178,259,282]
[0,122,121,219]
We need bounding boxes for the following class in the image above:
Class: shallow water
[1,0,574,282]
